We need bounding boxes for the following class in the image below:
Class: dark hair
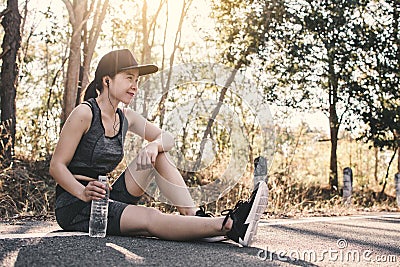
[82,80,103,101]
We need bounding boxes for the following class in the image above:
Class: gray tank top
[67,98,128,178]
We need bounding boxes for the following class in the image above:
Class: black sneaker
[221,181,268,247]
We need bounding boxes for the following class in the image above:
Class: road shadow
[364,217,400,224]
[7,235,316,266]
[269,222,399,255]
[331,221,400,234]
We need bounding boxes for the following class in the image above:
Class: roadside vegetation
[1,124,397,219]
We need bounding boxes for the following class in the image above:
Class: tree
[0,0,21,166]
[12,1,72,159]
[61,0,109,126]
[154,0,192,126]
[353,0,400,195]
[203,0,283,169]
[261,0,370,191]
[80,0,109,100]
[138,0,166,119]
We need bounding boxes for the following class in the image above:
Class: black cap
[94,49,158,82]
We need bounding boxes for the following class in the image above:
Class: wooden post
[253,156,268,213]
[254,156,268,187]
[395,173,400,207]
[343,167,353,205]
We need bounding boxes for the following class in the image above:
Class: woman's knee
[140,207,163,233]
[124,170,148,197]
[120,205,162,234]
[155,151,176,168]
[155,151,167,161]
[145,207,162,221]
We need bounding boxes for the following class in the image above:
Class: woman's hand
[136,142,159,171]
[81,180,111,202]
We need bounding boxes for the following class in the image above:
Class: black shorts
[55,171,141,235]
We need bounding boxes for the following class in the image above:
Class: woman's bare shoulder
[72,103,92,119]
[63,103,93,132]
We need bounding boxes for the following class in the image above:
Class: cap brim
[121,64,158,76]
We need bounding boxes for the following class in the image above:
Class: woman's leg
[119,180,269,246]
[120,205,232,240]
[124,152,197,215]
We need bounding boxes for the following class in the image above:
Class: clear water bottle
[89,175,109,238]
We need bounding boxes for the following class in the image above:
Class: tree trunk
[152,0,191,125]
[379,148,397,200]
[193,62,242,171]
[61,0,87,126]
[80,0,109,102]
[328,57,339,191]
[0,0,21,165]
[374,146,379,182]
[140,0,151,118]
[329,112,339,191]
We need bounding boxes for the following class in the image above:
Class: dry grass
[0,157,55,218]
[0,158,398,220]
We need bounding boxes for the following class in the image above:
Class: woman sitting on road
[49,49,268,246]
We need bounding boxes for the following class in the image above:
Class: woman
[49,49,268,246]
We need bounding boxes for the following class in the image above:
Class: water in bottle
[89,175,109,237]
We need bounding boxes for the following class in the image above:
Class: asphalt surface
[0,212,399,266]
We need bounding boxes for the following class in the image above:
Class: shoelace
[196,206,214,217]
[220,200,245,230]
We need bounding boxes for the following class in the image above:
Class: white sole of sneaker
[199,236,228,243]
[239,181,268,247]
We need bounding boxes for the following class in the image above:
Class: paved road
[0,212,399,266]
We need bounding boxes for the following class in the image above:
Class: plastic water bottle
[89,175,109,237]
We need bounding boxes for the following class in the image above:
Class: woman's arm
[126,108,174,151]
[49,104,106,201]
[125,109,175,169]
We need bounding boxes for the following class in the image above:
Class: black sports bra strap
[81,101,93,109]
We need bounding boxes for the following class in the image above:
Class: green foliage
[15,1,69,160]
[210,0,285,67]
[262,0,368,111]
[351,0,399,150]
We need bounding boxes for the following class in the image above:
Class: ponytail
[82,80,101,101]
